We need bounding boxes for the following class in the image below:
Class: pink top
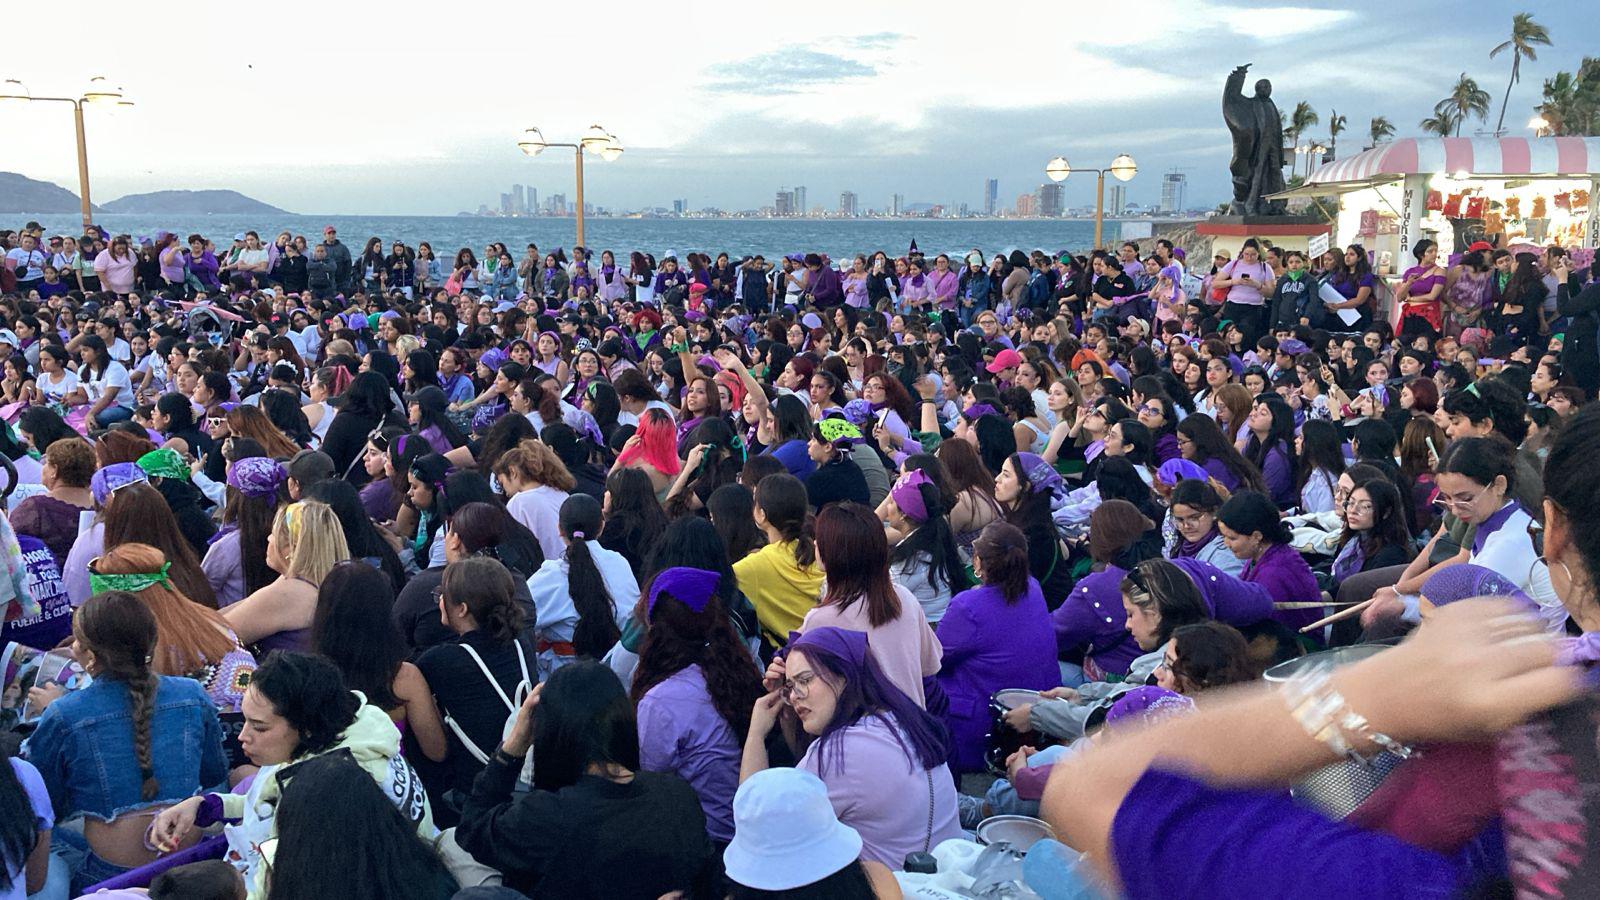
[800,582,942,707]
[93,249,137,294]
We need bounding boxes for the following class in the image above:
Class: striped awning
[1306,137,1600,185]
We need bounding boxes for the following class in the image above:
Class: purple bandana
[962,403,999,421]
[1156,458,1209,486]
[228,457,288,499]
[1104,686,1195,730]
[841,399,874,427]
[1014,452,1065,502]
[890,469,932,523]
[91,463,148,506]
[648,567,721,618]
[478,348,507,372]
[783,626,869,668]
[1420,562,1537,612]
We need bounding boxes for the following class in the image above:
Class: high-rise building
[1015,193,1037,217]
[838,191,858,217]
[1160,171,1187,213]
[1107,184,1127,215]
[527,187,538,216]
[499,193,512,216]
[672,199,686,215]
[793,186,807,218]
[983,178,998,216]
[512,184,526,215]
[1038,183,1065,218]
[547,193,568,216]
[890,193,904,217]
[775,190,795,217]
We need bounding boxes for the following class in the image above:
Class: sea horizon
[11,213,1201,261]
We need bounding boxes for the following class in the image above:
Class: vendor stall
[1293,137,1600,273]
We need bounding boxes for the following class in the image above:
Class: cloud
[851,32,903,50]
[1202,4,1359,40]
[705,49,878,95]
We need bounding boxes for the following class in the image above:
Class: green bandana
[89,561,171,595]
[136,448,190,481]
[817,419,862,444]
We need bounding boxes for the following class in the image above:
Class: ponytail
[754,473,815,567]
[559,495,620,659]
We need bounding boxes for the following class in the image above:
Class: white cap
[0,329,18,347]
[723,768,862,890]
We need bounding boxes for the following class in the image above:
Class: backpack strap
[443,639,527,765]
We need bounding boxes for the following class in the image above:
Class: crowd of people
[0,215,1598,899]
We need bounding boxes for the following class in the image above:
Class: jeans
[52,827,132,897]
[983,744,1074,818]
[93,405,133,427]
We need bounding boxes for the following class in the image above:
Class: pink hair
[618,408,682,476]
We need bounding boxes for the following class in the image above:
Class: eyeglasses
[1333,486,1353,504]
[1344,499,1375,514]
[1138,404,1163,417]
[780,670,818,701]
[1436,488,1487,509]
[1172,512,1209,528]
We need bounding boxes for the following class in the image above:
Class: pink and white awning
[1306,137,1600,186]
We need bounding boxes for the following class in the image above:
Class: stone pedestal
[1197,216,1332,258]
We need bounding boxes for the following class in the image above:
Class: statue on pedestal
[1224,64,1288,216]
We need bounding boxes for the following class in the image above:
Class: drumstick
[1299,598,1376,633]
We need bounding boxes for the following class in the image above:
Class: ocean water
[15,213,1142,261]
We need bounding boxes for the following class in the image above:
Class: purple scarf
[1176,526,1220,558]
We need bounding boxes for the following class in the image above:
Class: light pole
[1529,114,1552,138]
[1045,153,1137,249]
[0,76,133,228]
[517,124,623,249]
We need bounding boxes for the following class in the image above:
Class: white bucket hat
[723,768,863,891]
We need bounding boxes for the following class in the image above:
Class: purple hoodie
[1241,542,1322,635]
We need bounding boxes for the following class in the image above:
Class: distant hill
[102,189,289,215]
[0,171,102,214]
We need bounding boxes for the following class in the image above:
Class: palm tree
[1439,73,1492,136]
[1286,101,1319,178]
[1539,57,1600,136]
[1420,101,1459,138]
[1490,12,1552,136]
[1367,116,1395,149]
[1327,110,1347,159]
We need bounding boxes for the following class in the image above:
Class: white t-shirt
[38,368,79,403]
[1471,503,1560,632]
[5,247,45,281]
[84,360,134,408]
[237,248,269,271]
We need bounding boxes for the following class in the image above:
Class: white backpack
[443,638,535,786]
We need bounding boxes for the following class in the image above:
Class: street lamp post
[1044,153,1137,249]
[516,124,623,249]
[0,76,132,227]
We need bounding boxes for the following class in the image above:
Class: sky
[2,0,1595,216]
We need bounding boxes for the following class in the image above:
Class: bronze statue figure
[1224,64,1288,216]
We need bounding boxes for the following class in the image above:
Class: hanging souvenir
[1465,195,1487,219]
[1426,190,1443,211]
[1573,189,1591,209]
[1444,192,1465,217]
[1506,196,1522,218]
[1555,191,1572,211]
[1533,196,1548,219]
[1482,211,1504,235]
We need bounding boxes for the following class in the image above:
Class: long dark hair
[889,480,973,599]
[1338,478,1414,564]
[104,482,219,609]
[0,744,32,893]
[971,521,1032,603]
[1176,414,1266,494]
[304,479,408,592]
[755,473,815,567]
[532,661,639,792]
[249,652,361,758]
[266,754,455,900]
[223,473,284,596]
[1216,491,1294,547]
[341,371,395,421]
[1242,393,1298,490]
[629,576,763,740]
[409,385,467,449]
[74,591,162,800]
[1296,419,1347,491]
[311,562,404,710]
[559,494,622,659]
[441,557,525,644]
[707,483,765,564]
[815,502,900,627]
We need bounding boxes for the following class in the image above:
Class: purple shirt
[1201,456,1242,493]
[1166,557,1273,626]
[936,580,1060,774]
[201,529,246,608]
[1112,768,1463,900]
[1050,565,1140,677]
[636,665,741,843]
[1242,542,1322,634]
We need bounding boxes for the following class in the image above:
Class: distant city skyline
[4,1,1588,215]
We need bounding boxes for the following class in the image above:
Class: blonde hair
[393,334,421,362]
[493,439,576,492]
[273,500,349,585]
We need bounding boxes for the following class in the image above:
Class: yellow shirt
[732,540,824,646]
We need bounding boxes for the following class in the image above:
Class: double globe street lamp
[517,125,623,249]
[1044,153,1137,249]
[0,76,135,227]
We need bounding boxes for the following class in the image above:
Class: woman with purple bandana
[995,451,1076,607]
[632,567,763,845]
[741,627,964,868]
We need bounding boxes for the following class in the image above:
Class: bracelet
[1281,663,1412,764]
[493,745,525,768]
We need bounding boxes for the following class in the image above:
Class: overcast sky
[3,1,1593,215]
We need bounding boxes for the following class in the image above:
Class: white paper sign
[1307,232,1330,258]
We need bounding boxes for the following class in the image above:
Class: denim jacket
[24,675,228,822]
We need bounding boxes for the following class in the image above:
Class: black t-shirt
[457,760,717,899]
[416,629,538,795]
[806,457,870,511]
[1093,273,1135,302]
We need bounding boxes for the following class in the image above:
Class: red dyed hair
[618,408,683,475]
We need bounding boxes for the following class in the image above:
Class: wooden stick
[1299,598,1377,633]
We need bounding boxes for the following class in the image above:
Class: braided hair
[74,591,162,800]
